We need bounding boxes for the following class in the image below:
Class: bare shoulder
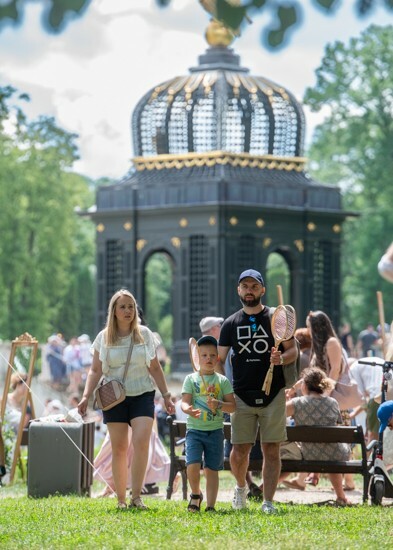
[326,336,340,350]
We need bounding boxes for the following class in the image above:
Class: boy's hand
[186,405,201,418]
[207,396,218,414]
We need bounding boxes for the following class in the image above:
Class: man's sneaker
[261,501,278,514]
[232,485,248,510]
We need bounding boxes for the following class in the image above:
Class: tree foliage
[304,25,393,334]
[1,1,393,49]
[144,253,173,351]
[0,0,91,33]
[0,86,95,342]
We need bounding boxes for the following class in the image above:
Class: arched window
[144,252,174,367]
[265,252,290,306]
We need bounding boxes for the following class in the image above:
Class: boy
[181,335,235,512]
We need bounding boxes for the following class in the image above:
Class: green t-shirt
[181,372,233,431]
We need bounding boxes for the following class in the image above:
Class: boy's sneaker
[232,485,248,510]
[261,501,278,514]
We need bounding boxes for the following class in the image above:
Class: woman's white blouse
[92,326,157,396]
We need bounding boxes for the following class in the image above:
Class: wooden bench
[165,417,370,502]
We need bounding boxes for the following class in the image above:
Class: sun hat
[199,317,223,333]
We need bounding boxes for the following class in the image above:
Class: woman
[305,310,355,489]
[6,373,32,431]
[285,367,351,505]
[78,289,175,510]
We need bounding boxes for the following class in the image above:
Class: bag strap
[121,340,134,383]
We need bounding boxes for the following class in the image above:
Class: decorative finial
[205,19,235,47]
[199,0,249,47]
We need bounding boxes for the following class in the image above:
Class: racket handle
[262,364,274,395]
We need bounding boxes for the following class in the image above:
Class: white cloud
[0,0,390,179]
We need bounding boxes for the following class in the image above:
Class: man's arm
[280,337,298,365]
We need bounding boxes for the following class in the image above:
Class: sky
[0,0,390,180]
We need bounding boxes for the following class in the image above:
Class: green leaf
[45,0,90,32]
[314,0,340,11]
[216,0,248,30]
[0,0,18,23]
[265,4,300,49]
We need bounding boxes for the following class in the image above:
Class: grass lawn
[1,479,392,549]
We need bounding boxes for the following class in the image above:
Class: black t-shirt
[219,307,285,407]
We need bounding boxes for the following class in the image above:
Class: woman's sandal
[187,493,203,512]
[247,482,264,500]
[205,506,216,512]
[129,496,149,510]
[117,501,128,510]
[335,497,352,507]
[304,473,320,486]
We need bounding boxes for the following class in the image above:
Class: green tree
[0,86,95,341]
[304,25,393,334]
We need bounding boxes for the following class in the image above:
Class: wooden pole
[276,285,284,306]
[376,291,386,358]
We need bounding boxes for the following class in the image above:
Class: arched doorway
[143,252,174,369]
[265,251,291,306]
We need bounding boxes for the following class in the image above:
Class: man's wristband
[162,391,171,398]
[216,401,223,410]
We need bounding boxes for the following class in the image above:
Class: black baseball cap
[197,335,218,347]
[238,269,265,286]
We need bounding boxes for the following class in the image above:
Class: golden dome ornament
[205,19,236,47]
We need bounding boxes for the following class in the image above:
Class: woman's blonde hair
[302,366,333,395]
[105,289,143,346]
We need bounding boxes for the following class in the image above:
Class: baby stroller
[358,358,393,505]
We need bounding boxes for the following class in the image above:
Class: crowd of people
[44,333,93,392]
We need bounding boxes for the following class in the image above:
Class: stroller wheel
[370,479,384,506]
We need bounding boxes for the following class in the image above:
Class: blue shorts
[185,429,224,471]
[103,391,155,425]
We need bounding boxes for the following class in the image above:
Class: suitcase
[27,421,95,497]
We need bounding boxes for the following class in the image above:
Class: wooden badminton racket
[189,337,208,393]
[262,304,297,395]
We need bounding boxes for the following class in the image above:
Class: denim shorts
[185,428,224,471]
[102,391,155,425]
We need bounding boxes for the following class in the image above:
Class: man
[200,316,233,380]
[218,269,297,514]
[349,357,384,443]
[199,316,224,340]
[356,324,378,358]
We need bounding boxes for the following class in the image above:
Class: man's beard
[240,295,261,308]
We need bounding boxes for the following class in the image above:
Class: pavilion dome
[132,40,305,160]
